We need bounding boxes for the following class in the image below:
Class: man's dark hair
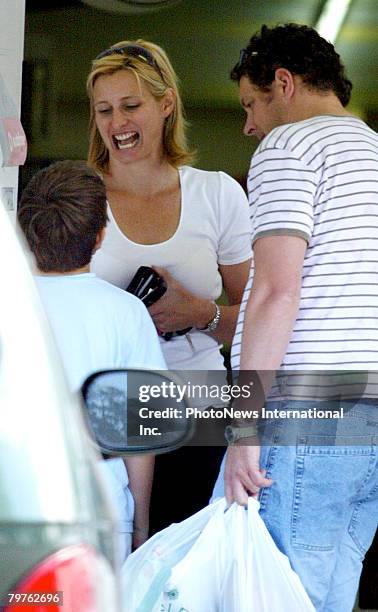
[18,160,107,272]
[231,23,352,107]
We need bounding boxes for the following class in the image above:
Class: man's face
[239,75,287,140]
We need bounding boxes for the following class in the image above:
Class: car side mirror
[81,369,194,455]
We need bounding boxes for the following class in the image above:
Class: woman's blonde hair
[87,39,195,172]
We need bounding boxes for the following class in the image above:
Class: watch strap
[225,423,259,444]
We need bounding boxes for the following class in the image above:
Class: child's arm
[124,454,155,549]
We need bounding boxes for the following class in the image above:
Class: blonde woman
[87,40,251,532]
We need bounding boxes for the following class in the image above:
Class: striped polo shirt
[231,114,378,373]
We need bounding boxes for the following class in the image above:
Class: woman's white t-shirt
[92,166,251,371]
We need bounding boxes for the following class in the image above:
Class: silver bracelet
[198,303,221,333]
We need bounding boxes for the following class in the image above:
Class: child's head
[18,160,107,273]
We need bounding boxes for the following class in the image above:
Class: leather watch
[225,423,259,445]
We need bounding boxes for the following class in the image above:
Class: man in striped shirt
[220,23,378,611]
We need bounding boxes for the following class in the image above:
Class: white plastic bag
[241,498,315,611]
[121,498,227,612]
[158,499,242,612]
[158,499,314,612]
[122,497,315,612]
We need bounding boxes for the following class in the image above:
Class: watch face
[224,425,236,444]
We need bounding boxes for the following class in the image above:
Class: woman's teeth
[113,132,139,149]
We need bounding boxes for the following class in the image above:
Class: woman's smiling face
[93,69,172,165]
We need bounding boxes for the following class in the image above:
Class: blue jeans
[211,401,378,612]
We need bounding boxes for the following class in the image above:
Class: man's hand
[224,443,272,505]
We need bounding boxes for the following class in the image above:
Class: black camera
[125,266,191,340]
[125,266,167,307]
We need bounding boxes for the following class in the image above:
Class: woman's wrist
[195,300,220,331]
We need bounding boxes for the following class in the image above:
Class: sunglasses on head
[233,48,258,73]
[94,44,165,82]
